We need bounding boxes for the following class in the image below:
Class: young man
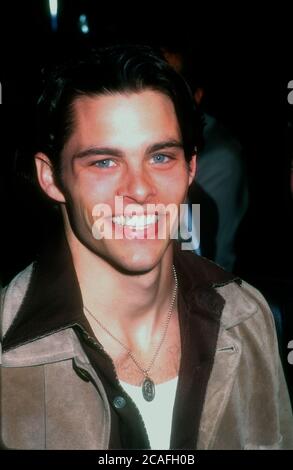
[0,45,292,450]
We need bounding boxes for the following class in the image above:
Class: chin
[100,239,172,275]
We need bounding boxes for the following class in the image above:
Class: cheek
[61,179,96,226]
[69,175,119,230]
[157,168,189,200]
[70,171,118,205]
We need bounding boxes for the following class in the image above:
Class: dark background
[0,3,292,360]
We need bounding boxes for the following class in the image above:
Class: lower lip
[111,220,160,240]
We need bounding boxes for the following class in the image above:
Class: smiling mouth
[112,214,160,230]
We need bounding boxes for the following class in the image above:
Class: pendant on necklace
[142,376,155,402]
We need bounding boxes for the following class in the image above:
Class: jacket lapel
[197,327,242,449]
[1,327,112,449]
[197,282,258,449]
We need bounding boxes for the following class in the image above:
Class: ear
[34,153,65,203]
[188,154,197,186]
[194,87,204,106]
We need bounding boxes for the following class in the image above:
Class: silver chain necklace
[83,265,178,402]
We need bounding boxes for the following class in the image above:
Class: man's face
[51,90,196,273]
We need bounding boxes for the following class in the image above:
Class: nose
[117,165,156,204]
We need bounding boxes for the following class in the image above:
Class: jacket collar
[2,229,85,352]
[2,230,240,354]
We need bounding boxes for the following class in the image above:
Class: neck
[66,232,176,350]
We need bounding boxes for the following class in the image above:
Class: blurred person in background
[162,44,249,272]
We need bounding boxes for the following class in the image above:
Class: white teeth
[112,214,158,229]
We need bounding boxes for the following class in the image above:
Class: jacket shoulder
[1,264,34,339]
[215,278,276,330]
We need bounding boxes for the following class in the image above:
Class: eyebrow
[73,139,183,160]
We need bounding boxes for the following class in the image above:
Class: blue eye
[151,154,170,164]
[94,159,115,168]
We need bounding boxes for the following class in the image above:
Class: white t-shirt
[119,376,178,449]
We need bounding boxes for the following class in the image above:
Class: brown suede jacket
[1,239,293,450]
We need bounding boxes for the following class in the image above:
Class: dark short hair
[34,44,202,177]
